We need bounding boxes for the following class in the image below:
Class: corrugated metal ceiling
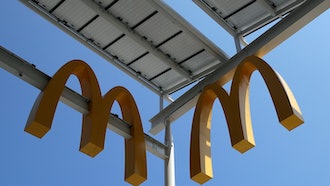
[20,0,308,97]
[193,0,306,36]
[20,0,228,96]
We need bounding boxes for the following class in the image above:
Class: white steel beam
[0,45,167,160]
[149,0,329,135]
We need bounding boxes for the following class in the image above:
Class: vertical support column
[234,35,242,52]
[234,35,249,52]
[160,95,164,111]
[164,119,175,186]
[160,95,176,186]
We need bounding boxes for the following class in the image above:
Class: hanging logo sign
[190,56,303,184]
[24,56,303,185]
[24,60,147,186]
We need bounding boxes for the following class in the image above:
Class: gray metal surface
[20,0,228,96]
[193,0,306,36]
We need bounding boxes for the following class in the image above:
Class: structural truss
[0,0,329,185]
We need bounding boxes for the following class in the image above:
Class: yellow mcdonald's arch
[190,56,304,184]
[24,60,147,185]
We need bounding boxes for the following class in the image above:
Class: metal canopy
[20,0,329,134]
[193,0,306,37]
[20,0,228,96]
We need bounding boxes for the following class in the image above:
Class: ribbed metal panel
[37,0,61,11]
[106,36,147,64]
[22,0,229,94]
[97,0,116,8]
[134,13,180,46]
[194,0,306,36]
[205,0,251,17]
[130,54,169,80]
[151,70,185,91]
[109,0,155,27]
[80,17,123,48]
[181,51,218,75]
[53,1,96,30]
[229,3,270,32]
[272,0,305,11]
[158,32,203,62]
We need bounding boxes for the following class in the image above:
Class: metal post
[160,95,164,111]
[234,35,242,52]
[164,119,175,186]
[160,94,176,186]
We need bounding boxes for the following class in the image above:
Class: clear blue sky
[0,1,329,186]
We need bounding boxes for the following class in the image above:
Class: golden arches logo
[23,56,303,185]
[190,56,304,184]
[24,60,147,185]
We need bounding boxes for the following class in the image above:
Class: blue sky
[0,1,329,186]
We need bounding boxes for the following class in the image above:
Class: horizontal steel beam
[149,0,329,134]
[0,45,167,160]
